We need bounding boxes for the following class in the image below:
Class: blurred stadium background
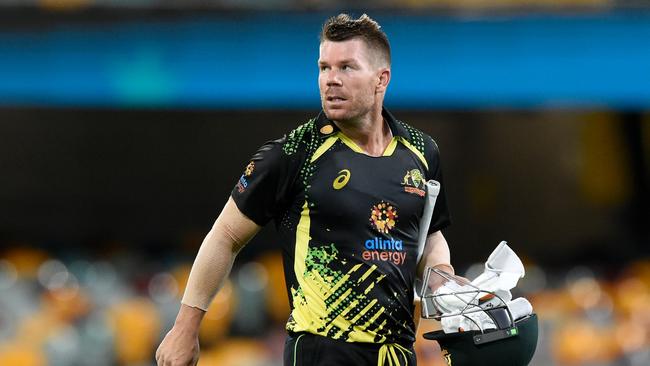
[1,1,649,365]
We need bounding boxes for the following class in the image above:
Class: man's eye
[342,65,351,71]
[320,66,329,71]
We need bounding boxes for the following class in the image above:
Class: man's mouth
[326,96,347,102]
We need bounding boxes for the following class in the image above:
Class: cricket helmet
[420,267,539,366]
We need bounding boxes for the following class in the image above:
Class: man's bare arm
[413,230,452,330]
[155,197,261,366]
[417,230,453,280]
[181,197,261,310]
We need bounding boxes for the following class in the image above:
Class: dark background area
[2,108,648,269]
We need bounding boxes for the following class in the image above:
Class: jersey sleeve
[424,135,452,233]
[231,136,299,226]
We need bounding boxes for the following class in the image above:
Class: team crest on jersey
[401,169,426,197]
[369,201,398,234]
[236,161,255,193]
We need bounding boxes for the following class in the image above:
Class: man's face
[318,38,386,122]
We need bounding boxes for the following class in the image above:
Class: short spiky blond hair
[320,13,391,66]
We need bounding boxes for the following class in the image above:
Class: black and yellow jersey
[232,108,451,345]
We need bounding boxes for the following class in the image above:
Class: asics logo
[333,169,351,190]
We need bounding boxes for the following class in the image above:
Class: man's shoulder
[281,118,321,155]
[255,117,320,157]
[249,117,327,180]
[394,119,439,157]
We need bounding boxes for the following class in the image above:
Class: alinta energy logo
[365,201,406,265]
[401,169,426,197]
[236,161,255,193]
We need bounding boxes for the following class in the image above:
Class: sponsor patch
[236,161,255,193]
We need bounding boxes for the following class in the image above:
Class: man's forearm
[417,230,452,279]
[173,303,207,333]
[156,199,259,366]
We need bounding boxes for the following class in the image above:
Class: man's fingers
[156,350,166,366]
[155,344,163,365]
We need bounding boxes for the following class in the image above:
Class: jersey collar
[315,107,409,139]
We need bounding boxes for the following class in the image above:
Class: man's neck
[333,107,393,157]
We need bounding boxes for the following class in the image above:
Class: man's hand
[155,304,205,366]
[426,263,469,294]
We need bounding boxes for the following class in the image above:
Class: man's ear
[376,68,391,94]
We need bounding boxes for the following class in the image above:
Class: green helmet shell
[424,313,539,366]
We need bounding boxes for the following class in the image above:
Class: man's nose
[326,70,342,86]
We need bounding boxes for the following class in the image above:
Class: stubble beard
[322,98,375,127]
